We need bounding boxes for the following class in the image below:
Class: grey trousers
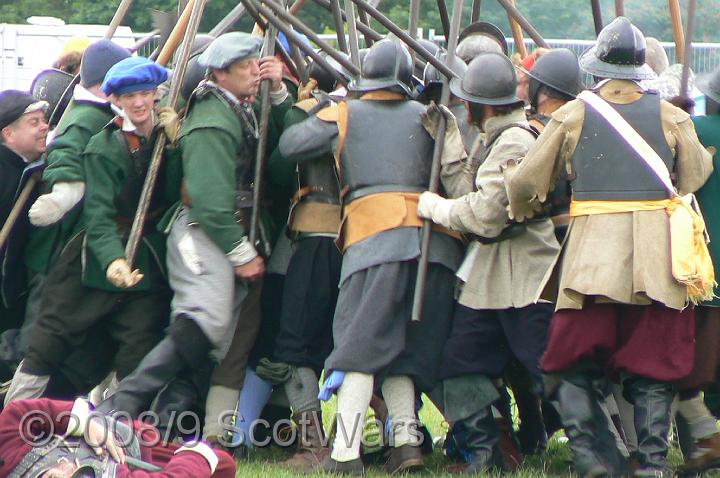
[167,208,250,362]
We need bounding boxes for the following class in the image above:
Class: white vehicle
[0,18,135,91]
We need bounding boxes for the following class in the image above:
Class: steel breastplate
[340,99,434,201]
[570,91,675,201]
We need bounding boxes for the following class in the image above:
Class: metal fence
[507,38,720,75]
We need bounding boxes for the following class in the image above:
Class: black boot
[556,372,626,477]
[624,377,674,476]
[96,317,212,416]
[462,406,504,474]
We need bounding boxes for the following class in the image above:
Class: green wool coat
[80,123,181,292]
[174,89,292,255]
[25,100,116,274]
[692,114,720,306]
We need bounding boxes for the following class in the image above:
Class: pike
[330,0,350,53]
[345,0,362,67]
[507,0,527,58]
[409,0,420,65]
[495,0,548,49]
[125,0,208,265]
[349,0,460,80]
[0,0,135,251]
[242,0,353,85]
[669,0,686,65]
[471,0,481,23]
[247,0,285,252]
[590,0,603,36]
[680,0,697,99]
[411,0,463,322]
[256,0,361,76]
[437,0,451,43]
[614,0,624,17]
[313,0,383,45]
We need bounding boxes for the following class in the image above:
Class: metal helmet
[414,39,441,77]
[449,52,520,105]
[579,16,656,81]
[417,50,467,102]
[697,66,720,105]
[31,68,74,128]
[457,21,508,57]
[348,39,413,96]
[191,34,216,55]
[308,52,353,92]
[527,48,584,109]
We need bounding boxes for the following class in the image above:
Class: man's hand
[259,56,284,92]
[86,418,126,464]
[418,191,454,228]
[106,258,144,288]
[234,256,265,281]
[157,106,180,143]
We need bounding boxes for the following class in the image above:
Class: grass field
[230,395,693,477]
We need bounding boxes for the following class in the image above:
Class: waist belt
[468,215,549,244]
[114,207,164,227]
[336,191,461,252]
[292,185,340,206]
[343,185,426,204]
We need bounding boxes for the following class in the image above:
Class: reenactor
[505,18,712,477]
[5,56,177,405]
[280,38,463,474]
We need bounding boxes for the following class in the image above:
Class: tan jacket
[442,109,561,310]
[505,80,713,310]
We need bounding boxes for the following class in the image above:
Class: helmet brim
[347,77,413,97]
[579,46,656,81]
[449,76,522,106]
[696,73,720,104]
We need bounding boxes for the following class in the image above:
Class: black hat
[450,52,520,105]
[579,17,655,81]
[0,90,48,131]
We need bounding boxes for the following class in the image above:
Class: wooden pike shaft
[105,0,134,40]
[350,0,459,79]
[471,0,481,23]
[157,0,196,66]
[590,0,603,36]
[411,0,464,322]
[345,0,361,66]
[680,0,697,98]
[495,0,548,48]
[248,0,282,250]
[125,0,207,265]
[614,0,624,17]
[245,0,351,85]
[507,0,527,58]
[669,0,686,65]
[260,0,361,75]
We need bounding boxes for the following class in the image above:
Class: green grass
[232,396,685,477]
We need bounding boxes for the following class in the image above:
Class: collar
[73,84,109,105]
[360,91,406,101]
[0,143,30,165]
[483,108,528,142]
[205,80,253,105]
[595,79,645,105]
